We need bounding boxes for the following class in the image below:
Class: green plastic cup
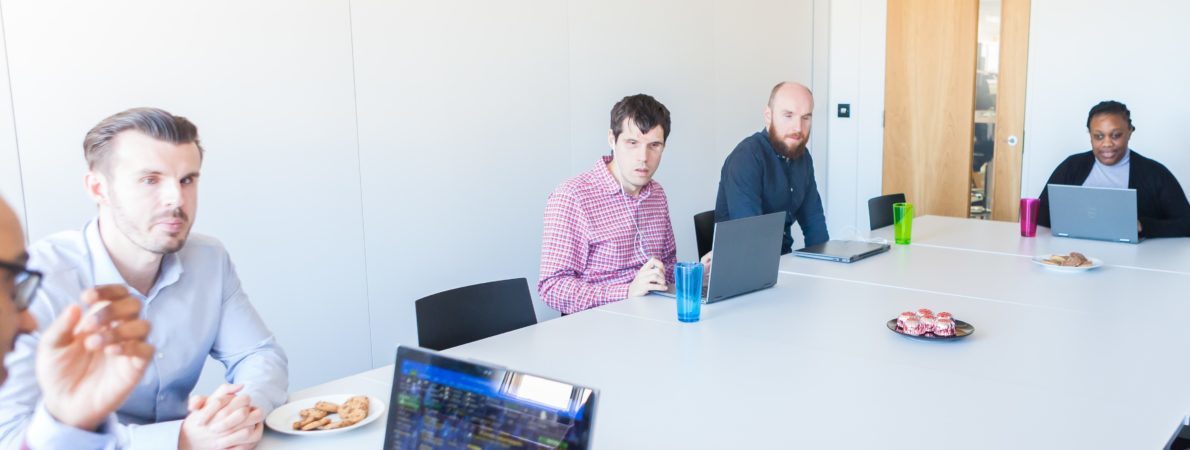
[893,202,914,245]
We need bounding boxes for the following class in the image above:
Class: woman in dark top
[1037,100,1190,238]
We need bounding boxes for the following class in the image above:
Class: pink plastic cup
[1020,198,1040,237]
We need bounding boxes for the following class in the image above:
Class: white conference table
[778,237,1190,317]
[870,215,1190,274]
[260,216,1190,449]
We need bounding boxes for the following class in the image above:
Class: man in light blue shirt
[0,108,288,449]
[1,195,157,450]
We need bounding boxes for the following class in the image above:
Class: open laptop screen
[385,346,597,450]
[1048,184,1140,243]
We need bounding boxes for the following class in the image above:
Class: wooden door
[882,0,979,217]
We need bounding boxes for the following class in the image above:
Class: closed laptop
[793,240,890,263]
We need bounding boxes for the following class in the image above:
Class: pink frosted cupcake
[919,315,937,334]
[937,311,953,322]
[901,317,924,336]
[897,311,917,329]
[934,318,956,336]
[917,308,934,318]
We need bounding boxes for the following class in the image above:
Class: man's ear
[607,129,616,152]
[763,106,773,128]
[84,170,110,205]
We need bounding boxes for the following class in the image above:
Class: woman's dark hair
[1086,100,1135,132]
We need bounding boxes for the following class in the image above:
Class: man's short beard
[109,191,190,255]
[768,127,808,160]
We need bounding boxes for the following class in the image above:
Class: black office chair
[867,193,907,230]
[693,210,715,258]
[415,278,537,351]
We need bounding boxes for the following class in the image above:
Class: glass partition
[970,0,1000,219]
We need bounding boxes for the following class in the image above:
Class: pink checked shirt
[538,156,677,314]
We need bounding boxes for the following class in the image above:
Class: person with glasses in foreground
[0,195,155,449]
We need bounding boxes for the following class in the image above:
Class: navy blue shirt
[715,130,829,253]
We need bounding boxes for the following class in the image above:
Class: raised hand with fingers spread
[35,284,154,431]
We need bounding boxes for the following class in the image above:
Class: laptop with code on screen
[384,346,598,450]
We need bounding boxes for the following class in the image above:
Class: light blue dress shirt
[24,404,117,450]
[0,220,288,449]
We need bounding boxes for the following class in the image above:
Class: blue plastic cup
[674,262,703,323]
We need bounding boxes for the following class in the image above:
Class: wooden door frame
[989,0,1031,221]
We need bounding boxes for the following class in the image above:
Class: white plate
[264,394,386,436]
[1032,255,1103,272]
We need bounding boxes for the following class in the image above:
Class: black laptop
[384,346,598,449]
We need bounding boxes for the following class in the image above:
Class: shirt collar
[758,128,776,156]
[595,155,653,198]
[1091,148,1131,171]
[84,219,184,300]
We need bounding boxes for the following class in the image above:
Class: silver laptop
[793,240,890,263]
[1049,184,1140,244]
[654,211,783,304]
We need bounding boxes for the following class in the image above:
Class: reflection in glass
[971,0,1000,219]
[502,372,578,412]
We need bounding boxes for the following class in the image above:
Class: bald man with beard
[715,81,829,254]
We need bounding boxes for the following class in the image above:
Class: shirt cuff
[123,419,183,450]
[24,403,116,450]
[608,283,631,301]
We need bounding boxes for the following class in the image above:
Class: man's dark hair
[609,94,671,142]
[83,107,203,172]
[1086,100,1135,132]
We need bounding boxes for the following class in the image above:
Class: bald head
[764,81,815,159]
[0,196,34,386]
[767,81,813,109]
[0,198,23,264]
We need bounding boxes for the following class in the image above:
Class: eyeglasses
[0,260,42,312]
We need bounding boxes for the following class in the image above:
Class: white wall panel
[0,8,23,231]
[827,0,885,238]
[351,0,571,366]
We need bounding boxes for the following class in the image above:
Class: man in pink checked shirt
[539,94,704,315]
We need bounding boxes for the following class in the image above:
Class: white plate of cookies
[265,394,386,436]
[1032,252,1103,272]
